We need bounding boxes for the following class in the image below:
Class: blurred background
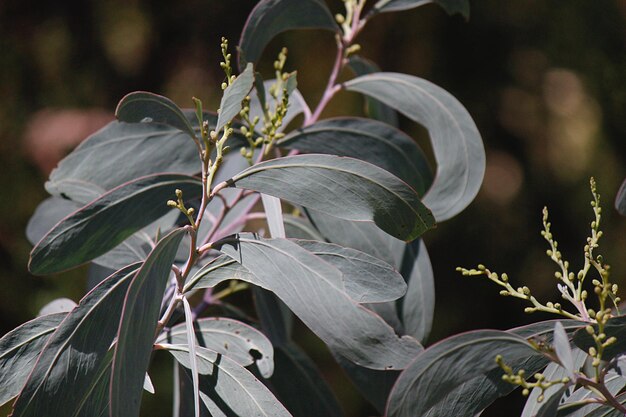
[1,0,625,415]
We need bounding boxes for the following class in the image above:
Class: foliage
[11,0,625,416]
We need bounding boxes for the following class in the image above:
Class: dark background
[1,0,625,415]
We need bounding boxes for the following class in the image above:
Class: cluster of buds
[497,355,570,402]
[167,188,196,228]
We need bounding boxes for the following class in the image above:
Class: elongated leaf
[536,386,569,417]
[116,91,196,139]
[156,317,274,378]
[44,111,229,204]
[0,313,65,406]
[554,322,575,376]
[217,64,254,131]
[11,264,140,417]
[294,239,406,303]
[386,330,540,417]
[217,234,422,369]
[269,343,344,417]
[573,315,626,361]
[29,174,201,275]
[283,214,325,240]
[401,239,435,343]
[262,194,286,238]
[278,117,432,195]
[238,0,338,69]
[110,228,186,417]
[347,56,399,126]
[164,344,292,417]
[182,298,200,417]
[422,354,549,417]
[345,73,485,221]
[225,154,435,241]
[556,372,626,417]
[189,240,406,304]
[371,0,470,18]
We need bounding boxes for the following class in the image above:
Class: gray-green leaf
[110,228,186,417]
[29,174,201,275]
[345,72,485,222]
[225,154,435,242]
[238,0,338,69]
[115,91,197,139]
[371,0,470,19]
[217,64,255,132]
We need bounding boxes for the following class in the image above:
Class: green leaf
[164,344,292,417]
[156,317,274,378]
[115,91,197,139]
[238,0,338,69]
[371,0,470,19]
[181,297,200,417]
[345,72,485,222]
[556,372,626,417]
[225,154,435,242]
[10,264,140,417]
[386,330,540,417]
[216,64,255,132]
[216,234,422,369]
[110,228,186,417]
[29,174,201,275]
[347,56,399,126]
[278,117,432,196]
[401,239,435,343]
[0,313,66,406]
[573,315,626,361]
[253,287,293,347]
[269,343,344,417]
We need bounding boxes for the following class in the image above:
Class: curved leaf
[226,154,435,241]
[554,321,575,376]
[157,317,274,378]
[115,91,196,139]
[0,313,66,406]
[556,372,626,417]
[536,386,569,417]
[238,0,338,69]
[110,228,186,417]
[345,72,485,221]
[278,117,432,195]
[29,174,201,275]
[386,330,540,417]
[10,264,140,417]
[254,287,294,347]
[347,56,399,126]
[216,234,422,369]
[270,343,344,417]
[371,0,470,18]
[217,64,254,132]
[164,344,292,417]
[401,239,435,343]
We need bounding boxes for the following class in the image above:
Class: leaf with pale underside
[216,64,254,132]
[345,72,485,222]
[29,174,201,275]
[386,330,540,417]
[0,313,65,406]
[156,317,274,378]
[115,91,196,139]
[216,233,422,369]
[163,343,292,417]
[278,117,432,195]
[110,229,185,417]
[401,239,435,344]
[10,264,140,417]
[238,0,338,69]
[224,154,435,242]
